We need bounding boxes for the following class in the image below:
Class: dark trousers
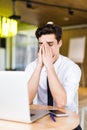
[73,125,82,130]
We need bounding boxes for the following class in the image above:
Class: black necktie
[47,78,53,106]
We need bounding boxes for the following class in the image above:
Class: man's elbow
[56,99,67,108]
[29,101,33,105]
[29,97,33,105]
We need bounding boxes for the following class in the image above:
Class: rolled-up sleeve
[63,65,81,106]
[25,61,37,82]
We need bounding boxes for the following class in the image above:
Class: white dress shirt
[25,54,81,113]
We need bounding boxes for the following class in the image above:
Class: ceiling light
[26,0,32,8]
[9,0,21,20]
[0,16,17,37]
[9,14,21,20]
[68,8,74,15]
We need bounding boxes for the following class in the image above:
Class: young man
[25,23,82,130]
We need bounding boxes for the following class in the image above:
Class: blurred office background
[0,0,87,129]
[0,0,87,86]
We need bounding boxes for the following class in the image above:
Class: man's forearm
[28,64,42,104]
[46,65,67,108]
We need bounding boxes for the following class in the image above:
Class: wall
[61,27,87,86]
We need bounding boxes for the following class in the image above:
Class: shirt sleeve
[63,64,81,106]
[25,61,37,82]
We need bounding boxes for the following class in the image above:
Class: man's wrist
[37,63,43,70]
[45,64,54,71]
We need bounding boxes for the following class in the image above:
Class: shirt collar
[53,54,62,69]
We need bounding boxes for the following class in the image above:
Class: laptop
[0,71,49,123]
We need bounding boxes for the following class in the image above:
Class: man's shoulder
[60,55,81,71]
[25,59,37,70]
[60,55,81,80]
[29,59,37,65]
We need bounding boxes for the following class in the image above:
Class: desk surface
[0,105,79,130]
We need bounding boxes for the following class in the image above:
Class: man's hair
[35,23,62,42]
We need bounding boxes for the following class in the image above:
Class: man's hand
[38,43,57,69]
[37,44,43,68]
[42,43,53,69]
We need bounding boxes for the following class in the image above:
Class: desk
[0,105,79,130]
